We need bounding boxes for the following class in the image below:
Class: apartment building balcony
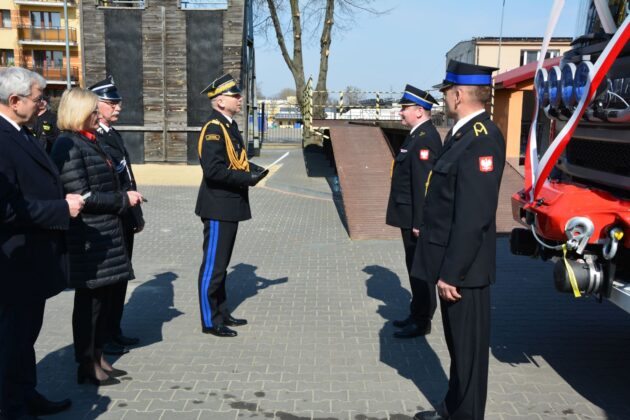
[97,0,145,8]
[14,0,76,6]
[26,64,78,85]
[17,26,77,46]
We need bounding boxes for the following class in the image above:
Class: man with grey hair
[0,67,83,419]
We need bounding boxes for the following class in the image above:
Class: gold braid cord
[198,119,250,172]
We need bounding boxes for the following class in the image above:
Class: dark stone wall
[186,12,224,163]
[120,132,145,164]
[104,10,144,127]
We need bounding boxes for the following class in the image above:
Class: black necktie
[440,128,454,150]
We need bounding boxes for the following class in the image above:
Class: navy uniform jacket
[386,121,442,229]
[97,125,144,231]
[195,110,252,222]
[33,109,59,154]
[0,116,69,303]
[411,112,505,288]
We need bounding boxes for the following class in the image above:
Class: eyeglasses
[18,94,44,104]
[101,100,122,108]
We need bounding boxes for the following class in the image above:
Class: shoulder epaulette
[473,122,488,137]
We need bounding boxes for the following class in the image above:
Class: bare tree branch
[266,0,299,78]
[313,0,334,118]
[255,0,392,145]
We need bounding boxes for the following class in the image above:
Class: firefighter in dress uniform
[89,76,145,355]
[412,61,505,420]
[32,95,59,153]
[386,85,442,338]
[195,74,268,337]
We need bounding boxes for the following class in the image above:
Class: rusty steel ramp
[320,121,399,240]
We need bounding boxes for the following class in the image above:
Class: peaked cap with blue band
[434,60,498,91]
[399,84,438,110]
[88,75,122,102]
[201,73,242,99]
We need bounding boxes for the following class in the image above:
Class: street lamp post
[63,0,71,89]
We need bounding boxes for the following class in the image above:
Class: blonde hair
[57,88,98,131]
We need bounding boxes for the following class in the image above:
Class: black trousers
[441,286,490,420]
[73,285,116,365]
[109,229,134,338]
[198,219,238,329]
[401,228,436,323]
[0,299,45,418]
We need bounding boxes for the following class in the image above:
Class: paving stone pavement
[35,148,630,420]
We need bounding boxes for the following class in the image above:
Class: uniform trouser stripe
[201,220,219,327]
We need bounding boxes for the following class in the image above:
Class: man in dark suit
[195,74,267,338]
[31,96,59,154]
[412,61,505,420]
[386,85,442,338]
[0,67,83,419]
[89,76,145,356]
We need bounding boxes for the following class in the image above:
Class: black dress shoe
[393,322,431,338]
[202,325,237,337]
[114,334,140,346]
[224,315,247,327]
[103,367,128,377]
[414,410,448,420]
[393,317,412,328]
[103,342,129,355]
[27,393,72,416]
[77,367,121,387]
[414,401,449,420]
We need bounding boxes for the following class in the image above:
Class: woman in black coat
[50,88,144,386]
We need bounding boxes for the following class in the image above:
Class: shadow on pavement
[364,265,447,412]
[36,343,112,420]
[491,238,630,419]
[303,145,348,233]
[123,272,183,348]
[303,144,336,178]
[227,263,288,313]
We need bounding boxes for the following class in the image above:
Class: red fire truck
[510,0,630,313]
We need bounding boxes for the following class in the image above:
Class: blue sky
[255,0,583,97]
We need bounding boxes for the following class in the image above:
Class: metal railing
[256,102,303,144]
[14,0,76,4]
[26,65,79,82]
[97,0,146,7]
[17,26,77,43]
[301,79,447,122]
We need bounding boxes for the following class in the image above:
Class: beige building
[446,37,572,75]
[0,0,82,97]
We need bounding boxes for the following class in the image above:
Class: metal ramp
[321,121,399,240]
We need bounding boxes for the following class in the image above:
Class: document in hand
[263,152,289,171]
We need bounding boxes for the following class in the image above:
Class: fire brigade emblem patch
[419,149,429,160]
[479,156,494,172]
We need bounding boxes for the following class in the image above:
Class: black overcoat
[411,112,505,288]
[50,131,132,289]
[0,116,69,303]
